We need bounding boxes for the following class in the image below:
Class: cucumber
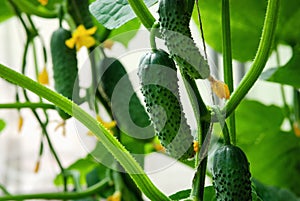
[50,28,79,119]
[212,145,252,201]
[158,0,210,79]
[98,57,155,140]
[138,49,195,160]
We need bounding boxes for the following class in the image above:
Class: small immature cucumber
[212,144,252,201]
[138,49,195,160]
[51,28,79,119]
[158,0,210,79]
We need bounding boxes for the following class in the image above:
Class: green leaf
[261,46,300,88]
[236,100,300,196]
[169,189,191,200]
[0,1,13,23]
[194,0,267,62]
[109,18,140,47]
[168,186,216,201]
[89,0,157,29]
[0,119,6,133]
[235,100,284,144]
[253,179,300,201]
[54,158,97,185]
[276,0,300,46]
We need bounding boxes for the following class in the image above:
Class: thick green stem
[222,0,280,117]
[222,0,236,144]
[127,0,155,29]
[0,64,170,201]
[213,106,231,145]
[0,179,109,201]
[150,22,160,51]
[0,102,55,109]
[180,72,211,201]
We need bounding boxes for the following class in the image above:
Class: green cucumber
[98,57,155,140]
[158,0,210,79]
[212,144,252,201]
[50,28,79,119]
[138,49,195,160]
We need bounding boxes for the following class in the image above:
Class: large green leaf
[0,119,5,133]
[89,0,157,29]
[261,46,300,88]
[108,18,140,47]
[276,0,300,46]
[253,179,300,201]
[235,100,284,144]
[193,0,267,62]
[0,1,13,23]
[235,100,300,196]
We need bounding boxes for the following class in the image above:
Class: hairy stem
[127,0,155,29]
[0,64,170,201]
[222,0,280,117]
[0,102,55,109]
[222,0,236,144]
[0,179,109,200]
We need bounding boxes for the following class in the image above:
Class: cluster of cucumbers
[49,0,253,199]
[138,0,252,200]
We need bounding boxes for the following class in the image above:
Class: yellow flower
[18,114,24,133]
[34,160,40,173]
[293,122,300,137]
[96,115,117,130]
[107,191,121,201]
[38,66,49,85]
[38,0,48,6]
[209,76,230,100]
[103,39,114,49]
[87,115,116,136]
[65,25,97,51]
[193,140,199,153]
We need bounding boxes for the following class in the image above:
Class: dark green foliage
[158,0,210,79]
[212,144,252,201]
[67,0,94,29]
[138,49,195,160]
[51,28,79,119]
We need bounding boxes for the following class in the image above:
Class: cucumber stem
[0,179,109,200]
[222,0,280,117]
[0,63,171,201]
[150,22,160,51]
[213,106,231,145]
[127,0,155,29]
[221,0,236,144]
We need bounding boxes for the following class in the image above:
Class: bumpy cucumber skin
[98,57,154,133]
[158,0,210,79]
[212,145,252,201]
[138,49,194,160]
[51,28,79,119]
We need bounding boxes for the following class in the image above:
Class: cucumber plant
[0,0,285,201]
